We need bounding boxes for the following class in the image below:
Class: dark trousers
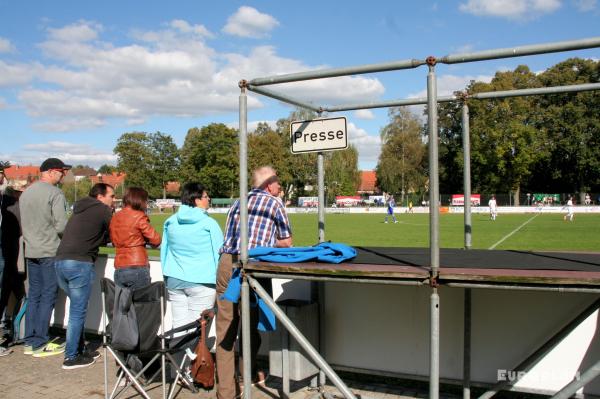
[113,267,151,290]
[25,257,58,349]
[215,254,270,399]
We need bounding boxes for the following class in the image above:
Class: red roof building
[165,181,181,194]
[90,172,126,188]
[3,165,41,184]
[357,170,378,194]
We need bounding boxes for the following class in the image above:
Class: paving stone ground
[0,339,454,399]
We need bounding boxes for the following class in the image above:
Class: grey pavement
[0,340,448,399]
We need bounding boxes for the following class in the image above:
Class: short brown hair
[123,187,148,211]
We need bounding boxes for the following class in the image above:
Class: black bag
[111,286,139,351]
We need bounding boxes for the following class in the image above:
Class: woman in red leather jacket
[109,187,161,289]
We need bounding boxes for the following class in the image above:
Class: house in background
[90,172,126,196]
[3,165,42,188]
[357,170,378,195]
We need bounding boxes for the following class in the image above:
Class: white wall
[51,257,600,396]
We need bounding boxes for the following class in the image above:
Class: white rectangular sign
[290,117,347,154]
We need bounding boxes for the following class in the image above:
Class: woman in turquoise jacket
[160,182,223,330]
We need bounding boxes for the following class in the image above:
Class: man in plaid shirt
[216,166,292,398]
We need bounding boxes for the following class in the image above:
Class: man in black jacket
[55,183,114,369]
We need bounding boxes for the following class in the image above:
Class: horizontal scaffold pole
[247,84,323,113]
[324,82,600,112]
[249,59,425,86]
[440,36,600,65]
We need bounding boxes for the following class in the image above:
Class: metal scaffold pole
[462,102,472,249]
[238,81,252,399]
[427,57,440,399]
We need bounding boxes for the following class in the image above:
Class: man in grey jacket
[20,157,71,357]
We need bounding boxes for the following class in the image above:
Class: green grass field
[101,211,599,256]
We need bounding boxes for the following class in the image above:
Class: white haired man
[215,166,292,398]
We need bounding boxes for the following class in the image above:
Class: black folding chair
[101,278,167,399]
[101,278,213,399]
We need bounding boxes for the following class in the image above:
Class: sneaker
[32,341,65,358]
[83,349,101,360]
[253,370,269,386]
[0,346,13,357]
[62,354,95,370]
[394,221,398,224]
[23,345,33,355]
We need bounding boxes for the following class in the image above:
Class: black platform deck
[245,247,600,288]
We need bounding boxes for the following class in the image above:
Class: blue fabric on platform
[248,242,357,264]
[220,268,276,332]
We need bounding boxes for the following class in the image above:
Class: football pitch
[143,211,599,254]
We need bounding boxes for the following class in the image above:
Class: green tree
[60,178,93,205]
[534,58,600,200]
[376,107,427,205]
[180,124,239,197]
[274,109,320,202]
[97,164,117,174]
[249,122,294,198]
[325,145,361,204]
[467,66,548,204]
[114,131,180,198]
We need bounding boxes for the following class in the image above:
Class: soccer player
[563,197,574,222]
[384,195,398,223]
[488,195,498,221]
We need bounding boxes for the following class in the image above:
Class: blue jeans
[114,267,151,290]
[168,285,216,332]
[25,257,58,349]
[0,228,4,306]
[55,260,95,360]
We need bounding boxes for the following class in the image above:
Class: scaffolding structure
[236,36,600,399]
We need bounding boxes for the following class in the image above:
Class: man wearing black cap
[20,157,71,357]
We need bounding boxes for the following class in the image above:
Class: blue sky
[0,0,599,170]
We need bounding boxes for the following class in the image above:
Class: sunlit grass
[99,211,599,257]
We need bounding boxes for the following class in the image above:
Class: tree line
[376,58,600,205]
[113,109,360,202]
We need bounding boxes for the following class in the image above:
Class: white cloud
[8,20,383,133]
[354,109,375,120]
[459,0,562,19]
[47,20,101,42]
[222,6,279,38]
[406,73,494,118]
[347,122,381,166]
[12,141,117,167]
[169,19,214,38]
[408,73,494,99]
[573,0,597,11]
[0,37,15,53]
[0,61,37,87]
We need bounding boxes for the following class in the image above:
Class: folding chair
[101,278,214,399]
[101,278,168,399]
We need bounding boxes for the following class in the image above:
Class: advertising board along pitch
[290,116,347,154]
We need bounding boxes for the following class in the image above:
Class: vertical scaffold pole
[238,81,252,398]
[463,288,472,399]
[427,58,440,399]
[462,102,472,249]
[462,100,472,399]
[318,152,325,243]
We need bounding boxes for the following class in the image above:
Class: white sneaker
[0,347,12,357]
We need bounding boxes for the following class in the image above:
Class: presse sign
[290,117,347,154]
